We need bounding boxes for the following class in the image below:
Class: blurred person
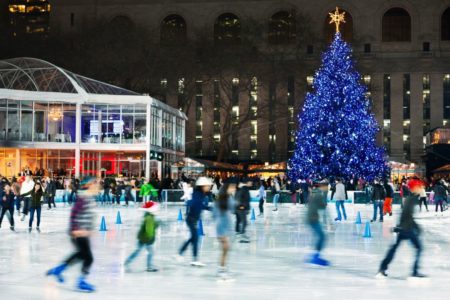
[176,177,212,267]
[377,179,425,279]
[306,180,329,266]
[433,180,447,217]
[258,180,266,216]
[235,178,252,243]
[124,201,160,272]
[331,178,347,221]
[383,180,395,216]
[214,180,236,280]
[271,177,281,212]
[371,179,386,223]
[418,180,429,212]
[46,178,98,292]
[19,175,35,221]
[0,183,15,230]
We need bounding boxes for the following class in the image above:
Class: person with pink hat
[124,201,160,272]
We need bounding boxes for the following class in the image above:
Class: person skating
[331,178,347,221]
[214,180,236,280]
[418,181,429,212]
[46,177,57,210]
[383,180,395,216]
[433,180,447,217]
[377,179,425,279]
[22,182,44,232]
[306,181,329,266]
[371,179,386,223]
[176,177,212,267]
[257,180,266,216]
[46,178,97,292]
[235,178,252,243]
[19,175,35,221]
[0,183,15,230]
[124,201,160,272]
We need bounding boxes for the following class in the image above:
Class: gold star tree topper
[329,7,346,33]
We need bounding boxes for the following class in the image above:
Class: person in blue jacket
[176,177,212,267]
[0,183,16,230]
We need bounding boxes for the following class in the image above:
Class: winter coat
[235,186,251,212]
[137,212,159,245]
[307,189,327,224]
[20,180,35,198]
[46,181,56,196]
[398,194,420,233]
[139,183,157,197]
[371,184,386,201]
[22,189,44,208]
[0,191,15,208]
[331,182,347,200]
[185,190,210,221]
[69,191,95,233]
[433,184,448,201]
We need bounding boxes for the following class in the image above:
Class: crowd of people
[2,169,450,292]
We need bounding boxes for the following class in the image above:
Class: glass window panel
[134,114,146,144]
[34,102,47,142]
[47,103,63,142]
[62,103,76,143]
[21,110,33,141]
[81,104,100,143]
[122,114,134,144]
[0,109,6,140]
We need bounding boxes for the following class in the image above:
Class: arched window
[161,14,187,44]
[268,11,296,44]
[382,8,411,42]
[441,8,450,40]
[110,15,134,30]
[324,9,353,42]
[214,13,241,45]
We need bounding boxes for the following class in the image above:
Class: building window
[195,81,203,141]
[383,74,391,153]
[177,78,185,111]
[324,9,353,42]
[214,13,240,45]
[161,14,187,45]
[403,74,411,160]
[423,74,430,138]
[382,8,411,42]
[268,11,296,45]
[287,76,296,153]
[8,0,51,36]
[443,74,450,122]
[213,80,221,154]
[441,8,450,40]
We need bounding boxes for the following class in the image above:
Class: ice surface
[0,202,449,300]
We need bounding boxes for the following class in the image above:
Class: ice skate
[146,267,159,272]
[308,253,330,266]
[190,260,206,267]
[77,277,96,293]
[10,226,14,231]
[46,264,67,283]
[217,267,235,282]
[375,270,388,279]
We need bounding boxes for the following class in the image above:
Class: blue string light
[288,32,388,181]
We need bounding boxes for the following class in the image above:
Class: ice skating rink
[1,202,449,300]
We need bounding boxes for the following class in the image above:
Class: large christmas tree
[288,10,387,181]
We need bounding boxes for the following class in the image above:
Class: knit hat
[139,201,159,213]
[196,177,212,186]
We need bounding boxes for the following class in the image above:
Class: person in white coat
[19,175,35,221]
[331,178,347,221]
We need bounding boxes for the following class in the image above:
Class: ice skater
[331,178,347,221]
[383,180,394,216]
[235,178,252,243]
[46,178,97,292]
[176,177,212,267]
[0,183,15,230]
[257,179,266,216]
[214,180,236,280]
[23,182,44,232]
[124,201,159,272]
[377,179,425,279]
[371,179,386,223]
[19,175,35,221]
[306,180,329,266]
[433,180,447,216]
[418,180,429,212]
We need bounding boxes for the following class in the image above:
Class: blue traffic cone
[177,209,183,221]
[99,216,107,231]
[198,219,204,236]
[250,208,256,221]
[116,211,122,225]
[355,211,362,224]
[363,221,372,238]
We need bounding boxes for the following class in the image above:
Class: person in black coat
[46,177,57,209]
[0,183,15,230]
[371,180,386,222]
[235,178,252,242]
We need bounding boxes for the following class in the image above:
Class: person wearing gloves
[176,177,212,267]
[124,201,160,272]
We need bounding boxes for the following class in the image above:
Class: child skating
[124,201,160,272]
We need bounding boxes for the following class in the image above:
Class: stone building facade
[8,0,450,165]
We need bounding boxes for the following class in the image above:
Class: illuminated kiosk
[0,57,186,179]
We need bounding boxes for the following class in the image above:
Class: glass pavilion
[0,58,186,179]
